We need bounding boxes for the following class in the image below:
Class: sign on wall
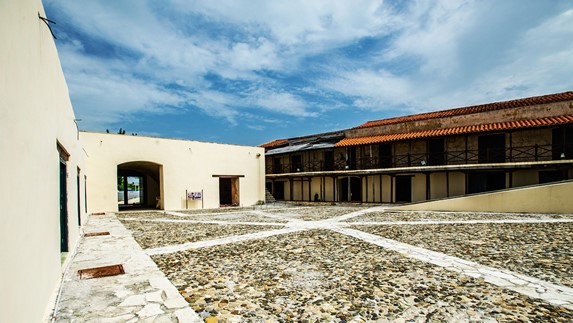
[187,191,202,200]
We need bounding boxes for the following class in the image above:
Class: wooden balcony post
[465,135,468,164]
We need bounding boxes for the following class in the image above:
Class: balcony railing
[266,144,566,174]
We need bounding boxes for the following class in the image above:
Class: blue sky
[44,0,573,146]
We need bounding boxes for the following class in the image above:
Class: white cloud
[227,39,280,72]
[45,0,573,136]
[171,0,393,46]
[56,43,185,129]
[247,88,317,117]
[319,69,412,110]
[184,90,241,125]
[383,0,476,77]
[315,1,573,114]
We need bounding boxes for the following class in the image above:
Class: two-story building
[262,92,573,204]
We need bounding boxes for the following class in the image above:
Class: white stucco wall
[81,132,265,212]
[394,180,573,213]
[0,1,87,322]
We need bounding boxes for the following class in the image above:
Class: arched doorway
[117,161,163,210]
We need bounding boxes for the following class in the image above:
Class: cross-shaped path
[120,206,573,310]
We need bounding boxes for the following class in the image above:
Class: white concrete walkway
[52,214,201,322]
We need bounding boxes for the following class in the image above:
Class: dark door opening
[59,159,69,252]
[291,155,303,172]
[378,143,392,168]
[468,172,506,194]
[77,168,81,226]
[478,134,505,163]
[324,151,334,171]
[348,147,357,170]
[273,181,285,200]
[552,127,573,160]
[84,175,88,213]
[339,177,362,201]
[428,138,445,165]
[395,176,412,203]
[219,177,240,206]
[220,178,232,205]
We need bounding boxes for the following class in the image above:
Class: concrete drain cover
[78,264,125,279]
[84,231,110,237]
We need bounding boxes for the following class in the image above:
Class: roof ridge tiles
[355,91,573,130]
[335,113,573,147]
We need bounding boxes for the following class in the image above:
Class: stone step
[265,188,276,203]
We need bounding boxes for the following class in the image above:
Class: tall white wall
[81,132,265,212]
[0,1,87,322]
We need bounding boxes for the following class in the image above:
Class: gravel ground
[357,222,573,288]
[173,211,289,223]
[176,207,260,214]
[117,211,182,220]
[347,210,573,222]
[120,220,283,249]
[118,210,289,223]
[266,206,368,221]
[153,230,573,322]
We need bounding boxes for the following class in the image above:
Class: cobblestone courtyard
[115,206,573,322]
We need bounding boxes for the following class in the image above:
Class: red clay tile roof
[336,114,573,147]
[259,139,288,148]
[356,91,573,129]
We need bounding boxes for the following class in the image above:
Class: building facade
[1,1,88,322]
[0,1,264,321]
[82,132,265,212]
[263,92,573,204]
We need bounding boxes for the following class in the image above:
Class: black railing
[266,144,563,174]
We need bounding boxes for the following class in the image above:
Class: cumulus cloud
[44,0,573,140]
[248,89,317,117]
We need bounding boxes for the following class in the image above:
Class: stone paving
[54,206,573,322]
[53,214,201,322]
[356,222,573,288]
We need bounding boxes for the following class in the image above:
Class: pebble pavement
[356,222,573,288]
[53,206,573,322]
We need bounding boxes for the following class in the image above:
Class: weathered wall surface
[347,101,573,138]
[393,180,573,213]
[81,132,265,212]
[0,1,87,321]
